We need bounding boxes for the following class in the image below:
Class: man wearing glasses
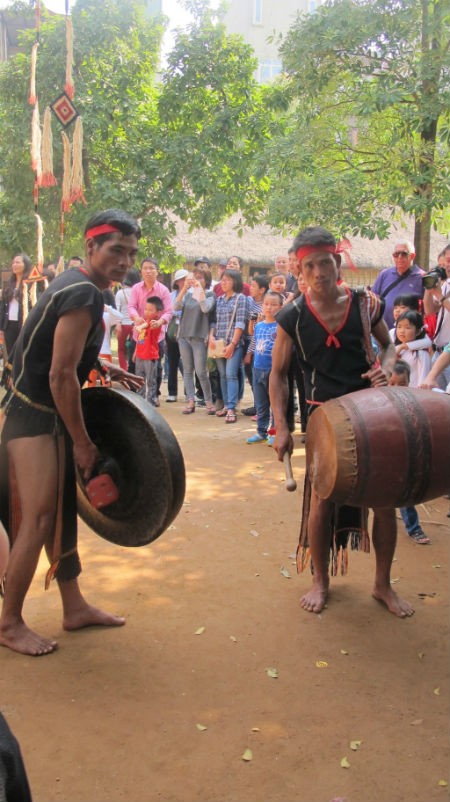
[371,242,424,328]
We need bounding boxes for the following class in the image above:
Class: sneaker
[166,396,177,402]
[267,435,275,447]
[246,434,267,444]
[242,406,256,416]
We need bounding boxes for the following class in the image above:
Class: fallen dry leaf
[251,727,261,732]
[196,724,207,731]
[230,635,237,643]
[340,756,350,769]
[266,667,278,679]
[432,565,442,569]
[316,661,328,668]
[438,779,448,787]
[410,719,423,726]
[350,740,362,751]
[280,566,291,579]
[340,649,349,655]
[418,652,425,660]
[241,748,253,762]
[433,687,440,696]
[195,627,205,635]
[249,530,260,537]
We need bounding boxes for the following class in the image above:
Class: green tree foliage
[267,0,450,267]
[0,0,165,262]
[158,2,272,231]
[0,0,272,266]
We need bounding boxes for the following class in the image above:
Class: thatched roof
[172,214,449,270]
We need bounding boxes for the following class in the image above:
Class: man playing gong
[269,225,414,618]
[0,209,143,656]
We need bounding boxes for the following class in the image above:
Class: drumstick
[283,452,297,492]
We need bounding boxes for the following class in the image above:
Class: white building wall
[222,0,323,81]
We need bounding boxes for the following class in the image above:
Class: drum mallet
[283,452,297,492]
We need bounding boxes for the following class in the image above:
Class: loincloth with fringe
[296,475,370,577]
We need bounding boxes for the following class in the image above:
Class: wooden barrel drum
[77,387,185,546]
[306,387,450,508]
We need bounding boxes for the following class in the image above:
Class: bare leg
[371,507,414,618]
[300,491,332,614]
[0,435,59,655]
[58,579,125,631]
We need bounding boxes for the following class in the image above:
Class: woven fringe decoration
[29,43,39,105]
[41,107,58,187]
[22,282,29,322]
[64,16,74,99]
[56,255,65,275]
[31,102,42,181]
[70,116,86,205]
[35,213,44,272]
[30,280,37,307]
[61,132,71,212]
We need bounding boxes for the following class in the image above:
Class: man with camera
[423,243,450,389]
[371,241,425,329]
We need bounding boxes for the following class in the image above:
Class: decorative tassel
[22,282,29,322]
[56,255,65,275]
[64,16,74,99]
[61,132,71,212]
[70,117,87,205]
[29,42,39,105]
[33,179,39,211]
[41,107,58,187]
[30,280,37,307]
[35,213,44,272]
[31,101,42,182]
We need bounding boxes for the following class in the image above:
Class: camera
[250,313,259,321]
[422,266,447,290]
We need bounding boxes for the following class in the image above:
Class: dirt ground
[0,391,448,802]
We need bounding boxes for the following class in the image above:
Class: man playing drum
[0,209,143,656]
[269,225,414,618]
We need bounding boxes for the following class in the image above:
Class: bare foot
[372,586,415,618]
[0,620,57,656]
[300,579,329,614]
[63,603,125,631]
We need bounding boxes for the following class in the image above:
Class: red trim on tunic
[304,286,353,348]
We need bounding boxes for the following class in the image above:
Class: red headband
[296,239,357,272]
[85,224,120,240]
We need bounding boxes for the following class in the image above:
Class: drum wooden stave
[306,387,450,508]
[77,387,185,546]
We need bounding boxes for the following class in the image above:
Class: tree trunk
[414,212,431,271]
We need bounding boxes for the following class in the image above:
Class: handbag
[208,338,226,359]
[166,316,179,342]
[207,298,238,359]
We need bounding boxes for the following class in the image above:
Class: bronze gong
[77,387,185,546]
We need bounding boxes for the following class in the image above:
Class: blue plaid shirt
[214,293,248,343]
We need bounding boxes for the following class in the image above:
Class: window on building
[253,0,263,25]
[258,59,282,84]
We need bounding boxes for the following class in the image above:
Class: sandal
[216,407,228,417]
[225,409,237,423]
[408,528,431,545]
[182,402,195,415]
[205,404,216,415]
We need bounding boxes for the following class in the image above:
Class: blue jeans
[400,506,420,535]
[252,366,271,437]
[215,343,243,409]
[178,337,212,404]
